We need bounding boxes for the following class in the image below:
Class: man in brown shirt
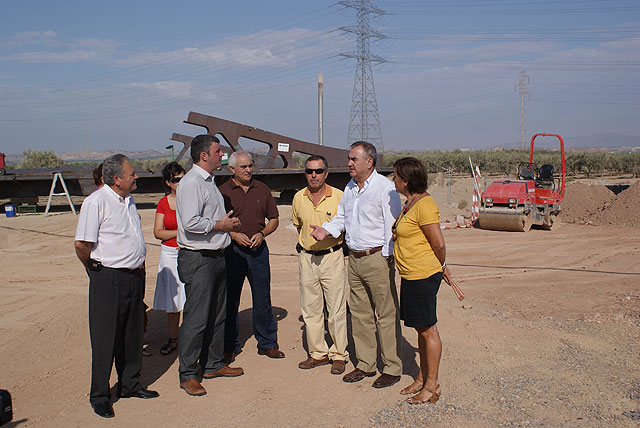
[219,151,284,361]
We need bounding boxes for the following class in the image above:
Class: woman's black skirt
[400,272,442,329]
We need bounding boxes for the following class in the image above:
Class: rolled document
[443,276,465,301]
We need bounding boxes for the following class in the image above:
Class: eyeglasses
[170,176,182,183]
[305,168,325,175]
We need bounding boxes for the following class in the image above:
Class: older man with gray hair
[75,154,158,419]
[219,151,283,361]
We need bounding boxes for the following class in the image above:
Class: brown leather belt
[349,246,383,258]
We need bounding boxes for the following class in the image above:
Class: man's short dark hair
[350,140,377,167]
[191,134,220,163]
[393,157,428,194]
[102,154,129,186]
[304,154,328,170]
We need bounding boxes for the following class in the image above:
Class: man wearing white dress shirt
[175,134,244,397]
[75,154,158,419]
[310,141,403,389]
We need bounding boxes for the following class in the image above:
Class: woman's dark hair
[92,163,103,187]
[393,157,428,194]
[162,162,186,189]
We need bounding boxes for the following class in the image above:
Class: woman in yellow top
[392,157,454,405]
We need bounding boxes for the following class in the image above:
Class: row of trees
[383,150,640,177]
[11,149,640,178]
[17,150,65,169]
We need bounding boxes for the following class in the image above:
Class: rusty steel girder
[172,112,382,168]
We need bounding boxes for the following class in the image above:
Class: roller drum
[478,211,531,232]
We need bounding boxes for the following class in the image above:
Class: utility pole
[515,70,530,151]
[339,0,385,151]
[318,72,324,146]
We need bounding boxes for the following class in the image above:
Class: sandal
[400,380,423,395]
[407,384,440,405]
[142,346,152,357]
[160,338,178,355]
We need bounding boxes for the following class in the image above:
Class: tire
[541,213,555,230]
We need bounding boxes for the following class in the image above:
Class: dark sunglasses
[170,176,182,183]
[305,168,325,175]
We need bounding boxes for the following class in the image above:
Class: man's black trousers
[88,267,144,405]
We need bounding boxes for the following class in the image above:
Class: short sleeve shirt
[393,196,441,280]
[292,185,344,251]
[157,195,178,248]
[219,178,279,238]
[75,185,146,269]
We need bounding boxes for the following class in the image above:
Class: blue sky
[1,0,639,155]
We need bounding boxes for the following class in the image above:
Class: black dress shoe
[119,388,159,399]
[92,402,114,418]
[372,373,401,388]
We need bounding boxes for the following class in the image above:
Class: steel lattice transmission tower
[339,0,386,150]
[516,70,530,151]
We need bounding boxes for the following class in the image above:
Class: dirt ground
[1,176,639,427]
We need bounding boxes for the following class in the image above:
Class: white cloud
[0,32,120,63]
[116,28,347,68]
[118,80,220,102]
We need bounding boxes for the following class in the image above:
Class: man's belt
[349,246,383,258]
[180,248,225,257]
[88,259,142,274]
[297,243,342,256]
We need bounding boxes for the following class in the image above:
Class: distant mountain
[60,149,167,161]
[565,133,640,149]
[4,149,168,164]
[486,133,640,153]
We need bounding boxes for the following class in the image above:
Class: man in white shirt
[175,135,243,397]
[75,154,158,419]
[311,141,403,388]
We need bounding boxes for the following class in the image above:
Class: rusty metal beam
[181,112,381,168]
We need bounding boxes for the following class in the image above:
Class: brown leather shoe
[258,347,285,359]
[342,368,376,383]
[298,356,330,369]
[202,365,244,379]
[331,360,346,375]
[180,379,206,396]
[372,373,401,388]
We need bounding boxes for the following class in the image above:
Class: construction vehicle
[0,152,5,175]
[478,133,566,232]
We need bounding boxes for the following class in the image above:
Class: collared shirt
[175,164,231,250]
[219,178,278,238]
[75,185,146,269]
[292,185,344,251]
[322,170,401,257]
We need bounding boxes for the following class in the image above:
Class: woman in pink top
[153,162,186,355]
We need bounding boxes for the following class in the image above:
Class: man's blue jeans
[224,241,278,352]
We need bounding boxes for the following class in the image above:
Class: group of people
[74,136,455,418]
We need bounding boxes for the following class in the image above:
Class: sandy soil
[1,178,639,427]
